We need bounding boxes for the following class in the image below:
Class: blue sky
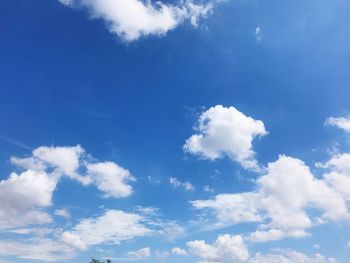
[1,0,350,262]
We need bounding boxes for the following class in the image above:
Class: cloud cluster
[169,177,194,191]
[59,0,216,41]
[184,105,267,171]
[0,207,183,261]
[192,154,350,242]
[10,145,135,201]
[0,145,140,260]
[172,234,335,263]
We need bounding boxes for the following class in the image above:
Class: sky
[1,0,350,262]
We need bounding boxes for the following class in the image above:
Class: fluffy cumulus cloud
[318,153,350,200]
[192,155,350,242]
[11,145,135,198]
[32,145,86,182]
[58,0,217,41]
[187,234,250,263]
[325,116,350,134]
[87,161,135,198]
[184,105,267,171]
[61,210,152,248]
[0,170,56,230]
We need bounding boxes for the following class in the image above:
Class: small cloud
[171,247,188,256]
[54,209,70,219]
[126,247,151,260]
[255,26,263,42]
[313,244,321,249]
[58,0,72,5]
[203,185,214,193]
[169,177,194,191]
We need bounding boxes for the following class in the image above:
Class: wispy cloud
[0,134,32,150]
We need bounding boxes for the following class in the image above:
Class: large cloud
[184,105,267,171]
[192,155,350,242]
[59,0,216,42]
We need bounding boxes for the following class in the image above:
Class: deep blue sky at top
[1,2,350,260]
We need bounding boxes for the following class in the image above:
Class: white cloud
[170,177,194,191]
[54,208,71,219]
[12,145,90,185]
[171,247,188,256]
[255,26,263,42]
[192,155,349,242]
[87,161,135,198]
[33,145,91,185]
[319,153,350,201]
[0,170,56,230]
[313,244,321,249]
[174,239,334,263]
[62,210,152,248]
[59,0,216,42]
[11,156,46,171]
[11,145,135,198]
[325,116,350,134]
[184,105,267,171]
[0,207,182,262]
[249,249,336,263]
[61,232,87,251]
[0,238,76,262]
[192,192,262,227]
[204,185,215,193]
[187,234,250,263]
[58,0,74,6]
[126,247,151,260]
[7,227,54,237]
